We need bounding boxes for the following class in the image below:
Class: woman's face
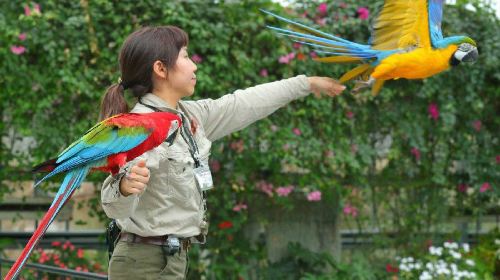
[167,46,198,97]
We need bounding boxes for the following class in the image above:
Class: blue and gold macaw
[263,0,478,95]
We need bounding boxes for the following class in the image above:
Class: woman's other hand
[119,160,150,196]
[307,76,346,98]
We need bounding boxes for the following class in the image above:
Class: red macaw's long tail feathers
[5,167,89,280]
[32,158,58,173]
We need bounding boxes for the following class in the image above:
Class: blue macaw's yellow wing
[35,114,151,187]
[371,0,444,50]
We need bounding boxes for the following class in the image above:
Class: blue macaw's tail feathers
[5,167,90,280]
[262,9,381,61]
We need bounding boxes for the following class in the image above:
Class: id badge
[194,164,213,191]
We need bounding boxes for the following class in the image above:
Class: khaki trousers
[108,240,189,280]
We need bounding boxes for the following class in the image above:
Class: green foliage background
[1,0,498,278]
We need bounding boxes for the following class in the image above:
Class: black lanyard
[138,99,201,168]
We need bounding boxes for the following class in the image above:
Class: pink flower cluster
[191,54,203,64]
[357,7,370,20]
[428,103,440,121]
[307,190,322,201]
[411,147,421,161]
[278,52,295,64]
[233,202,248,212]
[276,185,294,197]
[343,203,359,217]
[480,182,491,193]
[256,180,274,197]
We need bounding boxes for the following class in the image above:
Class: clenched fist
[119,160,150,197]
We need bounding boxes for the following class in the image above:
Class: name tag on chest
[194,164,213,192]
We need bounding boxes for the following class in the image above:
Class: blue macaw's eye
[459,43,474,52]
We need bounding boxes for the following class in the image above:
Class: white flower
[466,259,475,266]
[420,271,432,280]
[462,243,470,252]
[494,239,500,246]
[450,250,462,259]
[429,246,443,256]
[399,263,411,272]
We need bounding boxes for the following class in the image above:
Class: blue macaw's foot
[352,77,375,94]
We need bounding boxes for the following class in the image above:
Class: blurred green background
[0,0,498,279]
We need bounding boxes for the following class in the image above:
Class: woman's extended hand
[119,160,150,197]
[307,76,346,98]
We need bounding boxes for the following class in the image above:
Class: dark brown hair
[99,26,189,120]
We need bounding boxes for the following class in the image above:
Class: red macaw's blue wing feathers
[5,112,181,280]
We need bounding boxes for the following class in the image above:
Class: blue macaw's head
[444,36,479,66]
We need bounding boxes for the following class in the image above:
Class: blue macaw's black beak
[463,47,479,62]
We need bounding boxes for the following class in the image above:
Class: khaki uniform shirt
[101,75,311,238]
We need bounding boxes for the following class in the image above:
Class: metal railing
[0,258,107,280]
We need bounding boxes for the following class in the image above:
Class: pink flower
[276,185,294,197]
[34,3,41,14]
[191,54,203,64]
[472,120,482,132]
[315,18,327,26]
[282,143,290,151]
[75,266,82,272]
[24,5,31,16]
[293,42,302,49]
[209,160,220,173]
[480,182,491,193]
[357,7,370,20]
[232,203,248,212]
[10,45,26,55]
[317,3,328,15]
[259,68,268,77]
[51,241,61,247]
[270,124,279,132]
[256,180,274,197]
[310,51,318,58]
[300,11,308,18]
[496,155,500,164]
[77,248,84,259]
[411,147,421,161]
[18,33,27,41]
[307,191,322,201]
[278,52,295,64]
[457,184,468,193]
[428,103,439,121]
[343,203,359,217]
[230,139,244,153]
[292,127,302,136]
[346,111,354,119]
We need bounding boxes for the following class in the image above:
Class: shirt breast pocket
[165,151,195,201]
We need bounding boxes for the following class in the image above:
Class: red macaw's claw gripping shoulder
[5,112,181,280]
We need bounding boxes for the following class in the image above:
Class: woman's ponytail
[99,83,128,121]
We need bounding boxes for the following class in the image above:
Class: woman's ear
[152,60,168,80]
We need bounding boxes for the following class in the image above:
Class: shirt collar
[140,93,180,114]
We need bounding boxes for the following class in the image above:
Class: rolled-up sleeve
[185,75,311,141]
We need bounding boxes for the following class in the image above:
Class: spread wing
[370,0,444,50]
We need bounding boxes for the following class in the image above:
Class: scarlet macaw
[5,112,181,279]
[263,0,478,95]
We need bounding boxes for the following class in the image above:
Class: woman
[100,25,345,279]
